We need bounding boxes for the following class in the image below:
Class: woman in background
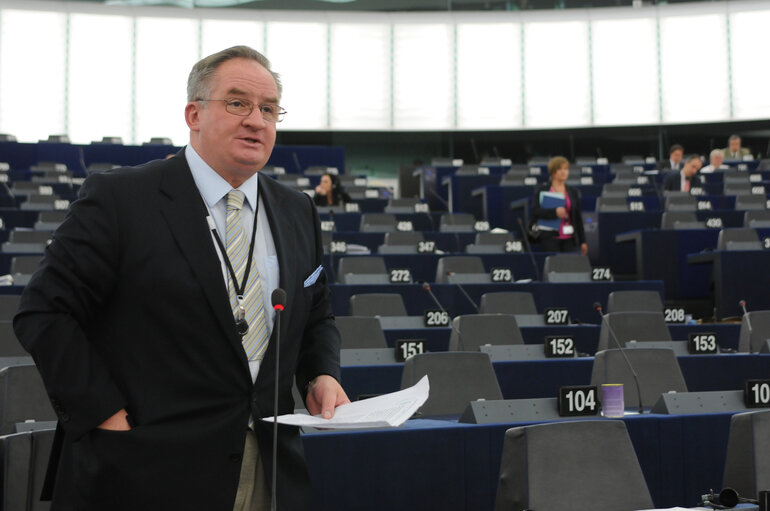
[531,156,587,255]
[313,173,351,207]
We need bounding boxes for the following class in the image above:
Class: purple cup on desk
[602,384,624,418]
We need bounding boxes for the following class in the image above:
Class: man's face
[729,138,741,153]
[684,158,702,177]
[710,153,723,167]
[670,149,683,164]
[186,58,278,184]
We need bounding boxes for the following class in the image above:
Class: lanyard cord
[209,192,259,297]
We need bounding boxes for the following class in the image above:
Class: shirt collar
[185,144,259,210]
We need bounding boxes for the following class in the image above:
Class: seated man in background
[658,144,684,171]
[722,134,752,160]
[700,149,728,174]
[663,154,702,192]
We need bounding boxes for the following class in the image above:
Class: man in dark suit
[662,154,703,192]
[13,46,348,510]
[658,143,684,171]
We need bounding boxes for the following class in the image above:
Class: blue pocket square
[304,265,323,287]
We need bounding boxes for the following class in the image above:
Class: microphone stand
[271,289,286,511]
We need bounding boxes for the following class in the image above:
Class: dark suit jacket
[531,183,586,245]
[662,171,702,192]
[13,152,341,510]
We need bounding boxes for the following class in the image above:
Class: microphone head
[739,300,746,308]
[271,288,287,309]
[593,302,602,312]
[421,282,431,291]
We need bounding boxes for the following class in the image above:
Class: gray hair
[728,134,741,143]
[710,149,723,159]
[187,45,282,102]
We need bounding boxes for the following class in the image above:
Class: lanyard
[209,191,260,308]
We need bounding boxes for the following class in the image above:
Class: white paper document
[262,375,430,430]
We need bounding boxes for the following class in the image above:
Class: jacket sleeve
[294,192,342,395]
[13,173,128,439]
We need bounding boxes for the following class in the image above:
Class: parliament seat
[401,352,502,417]
[336,256,389,284]
[495,420,653,511]
[722,410,770,500]
[596,311,671,351]
[349,293,407,317]
[736,195,769,211]
[596,197,629,212]
[664,195,697,212]
[590,348,688,409]
[480,292,537,315]
[384,198,426,214]
[606,290,663,314]
[359,213,397,233]
[744,210,770,228]
[0,321,26,357]
[542,254,592,283]
[465,232,516,253]
[0,426,56,511]
[0,296,20,321]
[435,256,486,284]
[660,211,703,230]
[439,213,475,233]
[335,316,388,349]
[34,211,67,230]
[738,311,770,353]
[717,228,761,251]
[448,314,524,351]
[0,364,56,435]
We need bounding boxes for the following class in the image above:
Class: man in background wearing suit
[658,143,684,171]
[722,134,752,160]
[663,154,703,192]
[14,46,348,511]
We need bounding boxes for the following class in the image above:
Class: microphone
[448,273,480,313]
[740,299,754,352]
[593,302,644,414]
[326,209,336,283]
[421,282,467,350]
[427,188,449,209]
[270,288,286,511]
[517,217,541,281]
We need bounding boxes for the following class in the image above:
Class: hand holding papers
[263,376,430,430]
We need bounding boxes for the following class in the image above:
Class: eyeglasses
[197,98,287,123]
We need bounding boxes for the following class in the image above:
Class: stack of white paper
[262,375,429,430]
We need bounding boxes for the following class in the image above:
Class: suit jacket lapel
[158,154,250,375]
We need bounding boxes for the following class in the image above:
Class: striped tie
[225,190,269,361]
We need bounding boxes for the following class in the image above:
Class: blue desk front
[302,409,752,511]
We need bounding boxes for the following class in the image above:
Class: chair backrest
[724,183,753,195]
[744,210,770,228]
[738,311,770,353]
[435,256,485,283]
[383,231,424,246]
[359,213,397,233]
[439,213,475,233]
[474,232,515,246]
[660,211,700,230]
[448,314,524,351]
[336,256,387,284]
[495,420,653,511]
[10,256,43,275]
[334,316,387,349]
[735,195,767,212]
[543,254,592,283]
[385,198,425,214]
[0,364,56,435]
[401,352,502,417]
[590,348,688,409]
[597,311,671,351]
[717,228,761,251]
[0,427,56,511]
[606,291,663,314]
[601,183,631,197]
[479,292,538,315]
[665,195,697,212]
[0,321,27,357]
[349,294,407,317]
[722,410,770,500]
[8,231,53,244]
[596,197,629,212]
[0,296,20,322]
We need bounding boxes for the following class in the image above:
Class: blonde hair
[547,156,569,177]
